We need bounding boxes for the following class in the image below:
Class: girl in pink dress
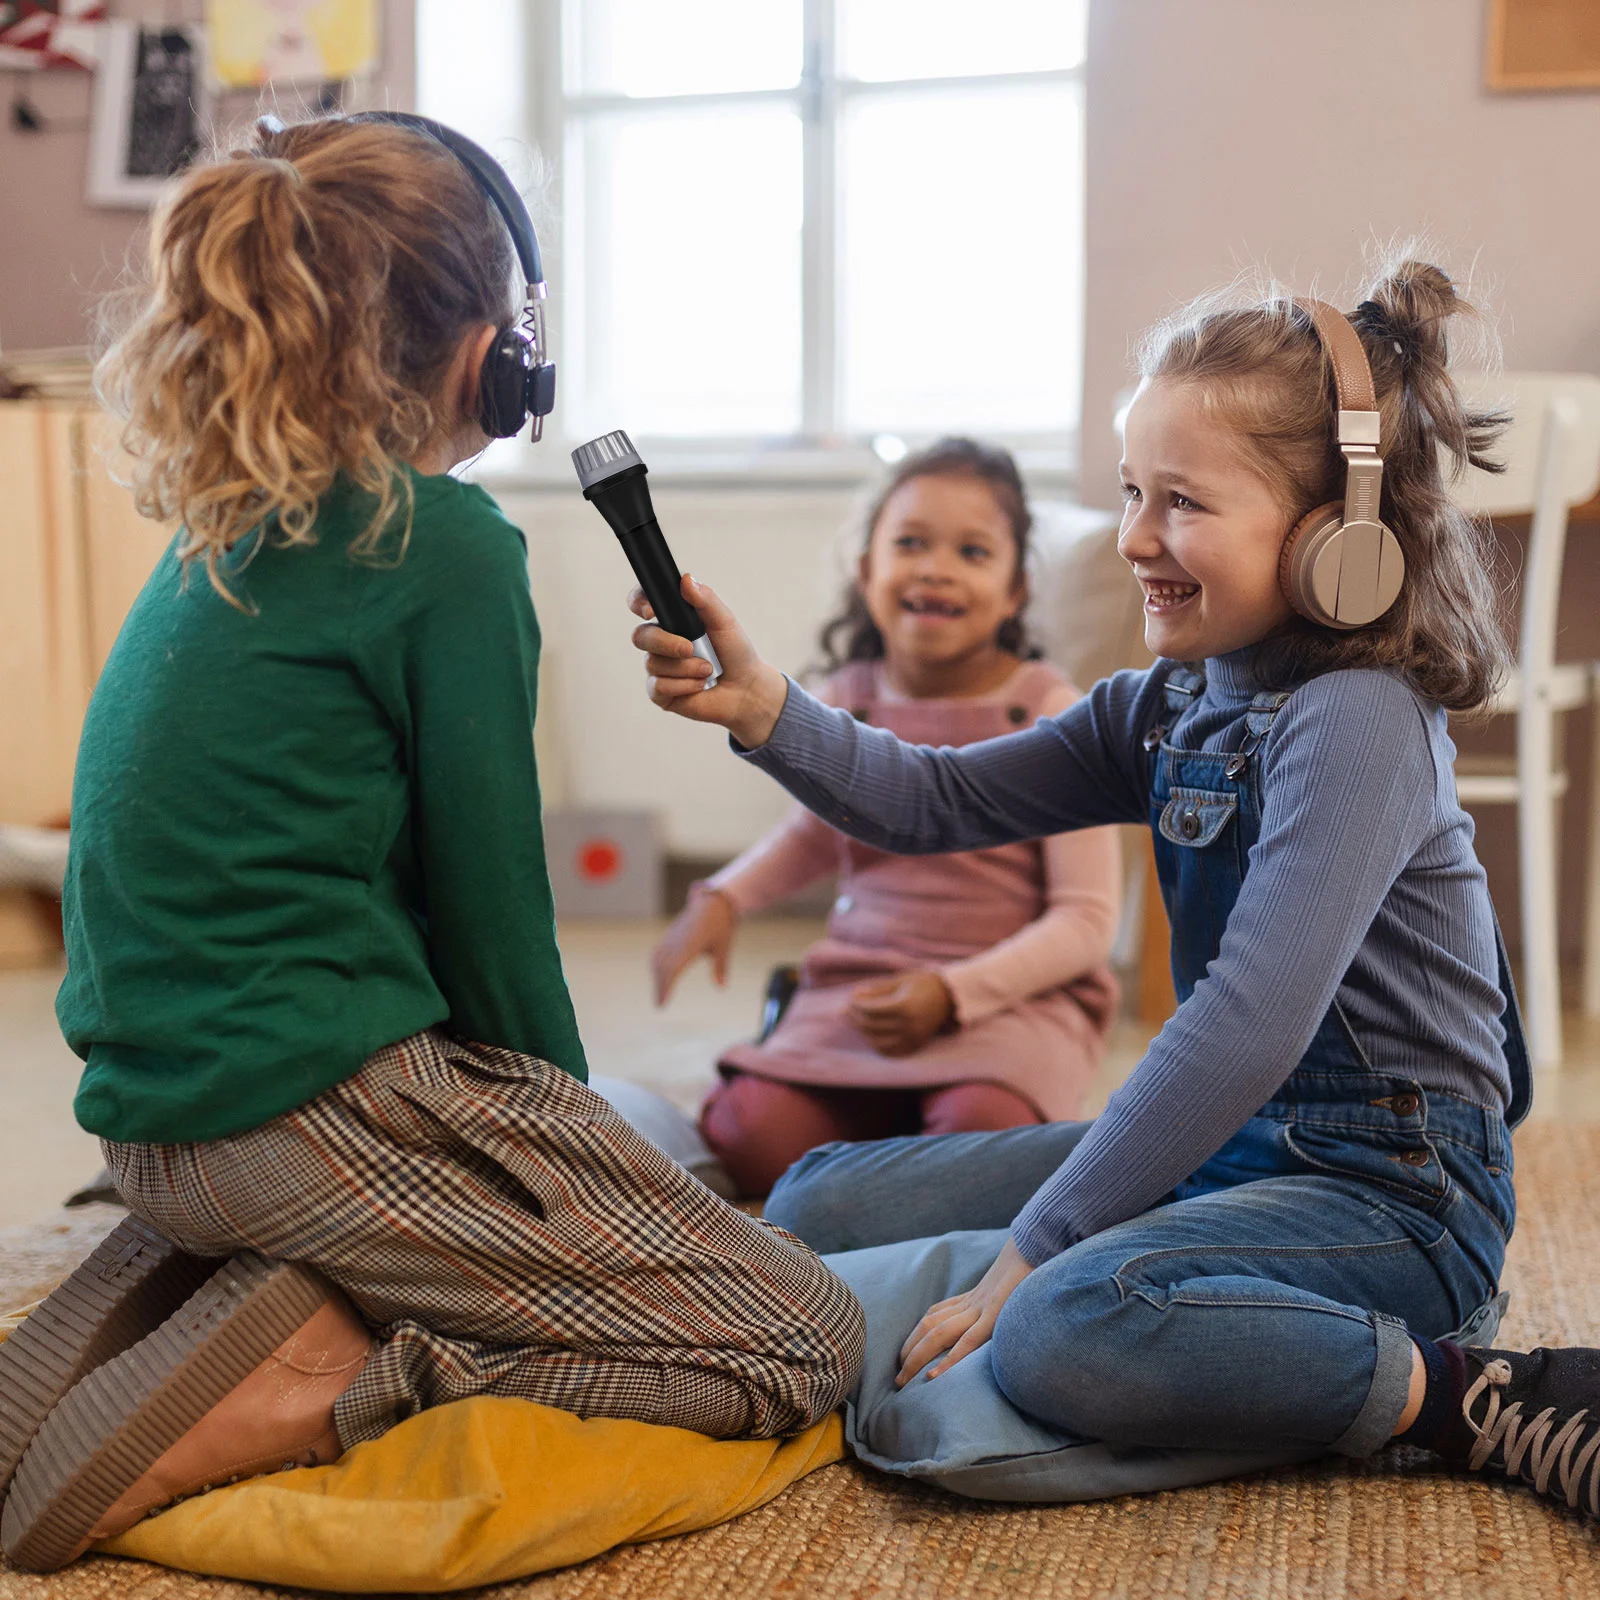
[652,439,1122,1196]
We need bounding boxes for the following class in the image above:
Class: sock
[1397,1336,1471,1455]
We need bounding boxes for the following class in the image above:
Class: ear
[452,323,500,428]
[856,547,873,591]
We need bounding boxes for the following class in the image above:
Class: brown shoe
[0,1215,217,1502]
[1,1253,372,1572]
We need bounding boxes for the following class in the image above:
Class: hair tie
[1355,299,1410,365]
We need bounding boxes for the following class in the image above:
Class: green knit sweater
[59,468,587,1144]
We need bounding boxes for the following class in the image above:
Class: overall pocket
[1282,1120,1451,1212]
[1158,787,1239,850]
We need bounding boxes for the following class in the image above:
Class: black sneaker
[1447,1347,1600,1517]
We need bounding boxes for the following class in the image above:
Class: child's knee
[921,1082,1042,1136]
[698,1076,820,1197]
[763,1142,864,1250]
[990,1266,1130,1438]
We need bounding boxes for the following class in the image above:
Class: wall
[1080,0,1600,506]
[0,0,415,355]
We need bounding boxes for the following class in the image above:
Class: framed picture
[1487,0,1600,91]
[87,21,207,208]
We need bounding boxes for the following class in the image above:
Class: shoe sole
[1,1253,329,1572]
[0,1215,216,1501]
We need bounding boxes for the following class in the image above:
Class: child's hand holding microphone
[628,574,789,750]
[572,430,788,748]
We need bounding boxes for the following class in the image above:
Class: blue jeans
[767,1089,1514,1457]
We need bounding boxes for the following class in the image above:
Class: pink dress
[709,659,1120,1120]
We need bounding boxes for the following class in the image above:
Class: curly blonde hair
[1137,256,1511,712]
[95,116,519,600]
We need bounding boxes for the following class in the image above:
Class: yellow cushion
[99,1398,845,1592]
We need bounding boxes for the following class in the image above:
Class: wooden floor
[4,916,1599,1228]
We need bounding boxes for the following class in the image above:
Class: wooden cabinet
[0,401,173,965]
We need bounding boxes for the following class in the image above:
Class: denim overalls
[769,669,1531,1459]
[1153,666,1530,1203]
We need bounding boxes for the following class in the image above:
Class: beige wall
[1080,0,1600,507]
[0,0,415,355]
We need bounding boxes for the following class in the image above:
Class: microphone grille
[571,429,643,491]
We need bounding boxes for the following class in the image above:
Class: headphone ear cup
[1278,503,1342,624]
[1279,503,1406,630]
[478,326,534,438]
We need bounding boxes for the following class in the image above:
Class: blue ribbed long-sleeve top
[739,650,1512,1265]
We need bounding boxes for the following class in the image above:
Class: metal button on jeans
[1179,809,1202,840]
[1391,1092,1420,1117]
[1399,1148,1431,1166]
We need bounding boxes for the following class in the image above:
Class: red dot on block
[578,840,623,881]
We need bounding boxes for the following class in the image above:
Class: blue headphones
[258,111,556,441]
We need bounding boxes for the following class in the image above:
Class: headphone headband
[344,111,544,293]
[1293,297,1384,533]
[1277,299,1402,628]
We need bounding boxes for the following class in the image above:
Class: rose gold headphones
[1277,299,1405,630]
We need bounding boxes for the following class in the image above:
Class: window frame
[511,0,1085,483]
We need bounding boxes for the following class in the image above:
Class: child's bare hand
[651,886,737,1006]
[896,1237,1034,1386]
[848,969,955,1056]
[629,576,790,749]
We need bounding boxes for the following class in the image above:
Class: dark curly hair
[814,436,1042,674]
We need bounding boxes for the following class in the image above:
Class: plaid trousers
[101,1030,865,1447]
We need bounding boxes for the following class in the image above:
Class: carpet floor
[3,1124,1600,1599]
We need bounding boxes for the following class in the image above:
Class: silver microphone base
[692,635,723,690]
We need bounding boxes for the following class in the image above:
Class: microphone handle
[615,522,706,642]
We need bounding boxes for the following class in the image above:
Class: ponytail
[95,117,520,602]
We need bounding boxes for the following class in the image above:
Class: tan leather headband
[1294,297,1377,415]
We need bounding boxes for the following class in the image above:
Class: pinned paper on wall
[204,0,378,89]
[0,1,105,69]
[87,23,207,208]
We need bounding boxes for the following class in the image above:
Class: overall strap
[1143,665,1206,753]
[1163,666,1206,714]
[1223,688,1297,781]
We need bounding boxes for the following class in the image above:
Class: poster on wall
[87,23,207,209]
[0,1,104,69]
[1487,0,1600,90]
[204,0,378,89]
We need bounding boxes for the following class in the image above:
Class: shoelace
[1465,1358,1600,1515]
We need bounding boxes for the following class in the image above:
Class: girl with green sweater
[0,113,862,1573]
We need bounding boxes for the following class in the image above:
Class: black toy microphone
[572,430,722,688]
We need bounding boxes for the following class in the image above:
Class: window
[418,0,1086,460]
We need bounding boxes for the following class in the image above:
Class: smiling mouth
[901,595,966,618]
[1141,579,1200,614]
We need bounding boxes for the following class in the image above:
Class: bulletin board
[1487,0,1600,90]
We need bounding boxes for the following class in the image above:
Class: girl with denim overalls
[630,260,1600,1520]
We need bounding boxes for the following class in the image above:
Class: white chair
[1451,373,1600,1069]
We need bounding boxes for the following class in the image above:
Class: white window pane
[416,0,525,151]
[839,0,1086,82]
[839,84,1081,435]
[566,0,801,96]
[569,108,802,437]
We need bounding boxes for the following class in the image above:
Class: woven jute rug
[3,1125,1600,1600]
